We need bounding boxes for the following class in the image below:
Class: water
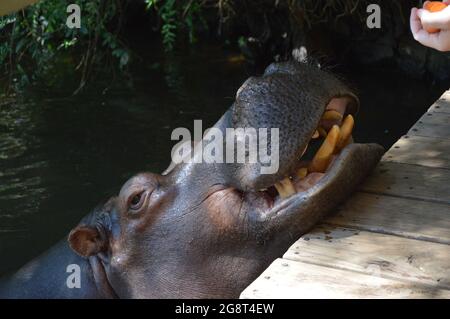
[0,44,446,275]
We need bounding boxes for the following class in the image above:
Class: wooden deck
[241,89,450,299]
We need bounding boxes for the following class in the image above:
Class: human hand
[410,1,450,51]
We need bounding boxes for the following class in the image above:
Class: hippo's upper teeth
[336,114,354,152]
[301,144,308,157]
[309,125,340,173]
[273,111,355,201]
[318,127,327,137]
[322,110,343,122]
[274,177,296,199]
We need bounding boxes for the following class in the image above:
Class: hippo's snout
[196,61,386,236]
[228,61,363,191]
[230,105,383,215]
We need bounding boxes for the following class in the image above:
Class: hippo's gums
[0,61,384,299]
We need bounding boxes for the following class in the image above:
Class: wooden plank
[409,113,450,139]
[382,135,450,169]
[416,112,450,126]
[409,123,450,140]
[361,162,450,204]
[428,90,450,113]
[327,192,450,244]
[240,259,450,299]
[241,90,450,299]
[284,225,450,289]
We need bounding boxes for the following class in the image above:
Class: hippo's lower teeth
[274,177,296,199]
[297,167,308,179]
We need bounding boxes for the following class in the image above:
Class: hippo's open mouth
[227,96,368,217]
[265,98,354,205]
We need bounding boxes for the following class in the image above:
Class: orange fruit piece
[423,1,448,33]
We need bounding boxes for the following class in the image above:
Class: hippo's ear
[68,225,106,257]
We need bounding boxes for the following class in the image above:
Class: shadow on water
[0,43,447,275]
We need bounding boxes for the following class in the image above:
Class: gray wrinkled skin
[0,61,383,299]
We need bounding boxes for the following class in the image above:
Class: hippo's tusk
[336,114,354,152]
[309,125,340,173]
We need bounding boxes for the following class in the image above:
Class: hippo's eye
[129,191,145,211]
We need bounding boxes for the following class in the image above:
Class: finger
[410,7,423,34]
[434,30,450,51]
[418,7,450,29]
[413,27,443,50]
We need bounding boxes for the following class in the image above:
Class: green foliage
[287,0,405,27]
[0,0,211,92]
[0,0,407,92]
[145,0,209,52]
[0,0,129,92]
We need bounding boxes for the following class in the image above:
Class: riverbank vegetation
[0,0,446,94]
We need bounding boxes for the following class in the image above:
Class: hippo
[0,61,384,298]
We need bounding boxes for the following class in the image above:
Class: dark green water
[0,44,447,275]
